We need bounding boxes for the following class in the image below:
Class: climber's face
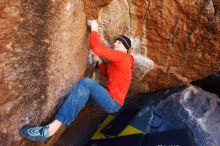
[113,40,127,53]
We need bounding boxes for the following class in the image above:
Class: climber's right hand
[87,20,98,32]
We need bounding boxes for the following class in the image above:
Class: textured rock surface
[0,0,88,145]
[142,0,220,92]
[154,85,220,146]
[0,0,219,145]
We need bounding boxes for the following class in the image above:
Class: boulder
[0,0,219,145]
[154,85,220,146]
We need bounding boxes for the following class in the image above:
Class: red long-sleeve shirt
[90,31,134,105]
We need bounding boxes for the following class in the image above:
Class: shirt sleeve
[98,62,107,77]
[90,31,124,62]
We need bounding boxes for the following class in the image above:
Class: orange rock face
[0,0,219,145]
[0,0,88,145]
[0,1,49,145]
[84,0,113,19]
[143,0,220,91]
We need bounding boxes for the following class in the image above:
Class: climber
[19,20,134,143]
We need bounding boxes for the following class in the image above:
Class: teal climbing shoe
[19,125,49,143]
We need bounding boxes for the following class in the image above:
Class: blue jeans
[55,77,121,126]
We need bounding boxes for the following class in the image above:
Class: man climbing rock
[19,20,134,143]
